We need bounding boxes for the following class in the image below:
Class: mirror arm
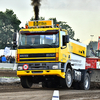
[61,46,67,49]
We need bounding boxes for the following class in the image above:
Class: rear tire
[80,73,90,90]
[65,68,73,88]
[21,76,33,88]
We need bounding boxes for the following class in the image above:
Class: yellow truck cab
[13,20,89,90]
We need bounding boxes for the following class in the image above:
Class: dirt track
[1,70,100,100]
[0,70,17,77]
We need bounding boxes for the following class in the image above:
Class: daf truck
[13,20,90,90]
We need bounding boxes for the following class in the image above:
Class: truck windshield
[18,32,59,48]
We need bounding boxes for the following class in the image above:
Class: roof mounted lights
[56,24,62,30]
[56,24,59,27]
[28,20,53,28]
[25,24,28,29]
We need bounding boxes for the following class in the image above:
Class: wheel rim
[66,72,72,87]
[85,77,89,89]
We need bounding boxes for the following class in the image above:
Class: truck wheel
[21,76,33,88]
[80,73,90,90]
[65,68,73,88]
[42,82,45,88]
[42,82,47,88]
[47,82,53,88]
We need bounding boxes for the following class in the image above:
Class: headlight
[18,66,23,70]
[52,65,58,69]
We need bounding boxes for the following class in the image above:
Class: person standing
[2,55,7,63]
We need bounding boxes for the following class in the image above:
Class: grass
[0,67,13,70]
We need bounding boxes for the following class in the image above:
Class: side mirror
[95,50,97,57]
[63,35,69,46]
[13,32,17,49]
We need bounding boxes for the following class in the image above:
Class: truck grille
[19,53,56,62]
[29,63,47,70]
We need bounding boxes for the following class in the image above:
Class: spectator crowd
[0,55,15,63]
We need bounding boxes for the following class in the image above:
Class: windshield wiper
[18,44,58,49]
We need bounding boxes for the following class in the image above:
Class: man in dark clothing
[10,56,15,63]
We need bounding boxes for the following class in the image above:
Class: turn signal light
[17,54,20,62]
[56,53,59,61]
[25,24,28,29]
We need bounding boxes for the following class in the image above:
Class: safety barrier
[0,63,17,70]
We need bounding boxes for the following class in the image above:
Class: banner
[4,47,10,56]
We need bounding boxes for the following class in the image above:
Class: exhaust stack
[31,0,41,20]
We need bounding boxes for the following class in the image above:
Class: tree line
[0,9,79,49]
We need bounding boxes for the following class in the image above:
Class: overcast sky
[0,0,100,44]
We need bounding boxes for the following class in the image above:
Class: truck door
[60,31,69,63]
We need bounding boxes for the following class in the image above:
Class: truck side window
[60,31,66,47]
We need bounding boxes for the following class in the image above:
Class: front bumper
[17,62,61,70]
[17,70,65,78]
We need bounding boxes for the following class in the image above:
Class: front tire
[21,76,33,88]
[42,81,48,88]
[65,68,73,88]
